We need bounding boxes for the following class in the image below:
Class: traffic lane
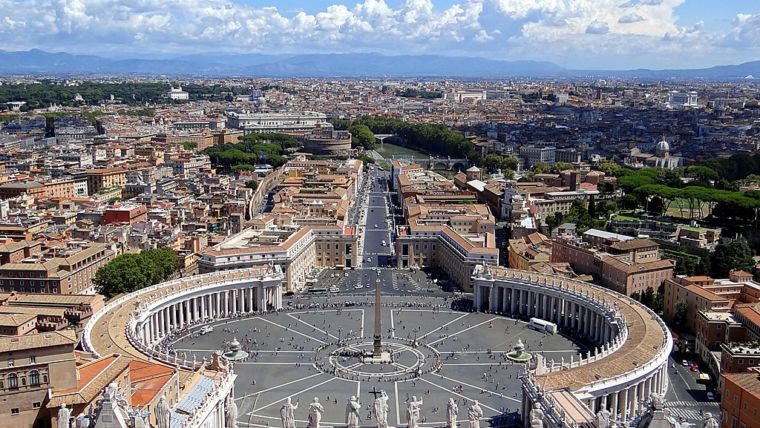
[363,230,391,254]
[666,356,713,402]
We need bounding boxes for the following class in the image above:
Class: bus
[529,318,558,334]
[308,287,329,294]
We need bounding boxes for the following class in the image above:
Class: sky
[1,0,759,69]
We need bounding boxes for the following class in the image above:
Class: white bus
[529,318,557,334]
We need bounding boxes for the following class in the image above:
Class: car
[329,286,340,293]
[375,224,378,228]
[690,364,698,372]
[706,391,715,400]
[199,326,214,335]
[354,284,364,289]
[344,272,349,277]
[382,240,387,246]
[682,360,689,366]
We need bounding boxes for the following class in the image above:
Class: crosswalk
[392,272,423,292]
[665,401,719,421]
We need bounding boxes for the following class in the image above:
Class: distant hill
[0,49,757,80]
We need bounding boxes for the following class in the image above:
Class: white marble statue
[446,398,459,428]
[280,397,298,428]
[702,412,719,428]
[373,390,390,428]
[406,396,423,428]
[529,408,544,428]
[74,413,91,428]
[595,409,611,428]
[467,401,483,428]
[226,396,239,428]
[155,393,171,428]
[58,404,72,428]
[308,397,325,428]
[346,396,361,428]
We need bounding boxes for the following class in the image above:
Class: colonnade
[139,283,281,346]
[470,266,672,428]
[474,281,621,347]
[587,364,669,422]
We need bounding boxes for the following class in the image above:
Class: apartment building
[199,221,359,290]
[722,369,760,428]
[0,330,78,428]
[85,167,127,195]
[0,244,115,294]
[551,229,674,296]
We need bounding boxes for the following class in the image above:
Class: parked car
[706,391,715,400]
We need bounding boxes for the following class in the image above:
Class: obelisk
[373,272,383,357]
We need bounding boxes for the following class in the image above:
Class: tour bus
[308,287,329,294]
[529,317,558,334]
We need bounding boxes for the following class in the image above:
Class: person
[346,396,361,428]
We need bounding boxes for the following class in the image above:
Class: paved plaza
[171,294,588,428]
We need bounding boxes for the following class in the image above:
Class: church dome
[655,139,670,155]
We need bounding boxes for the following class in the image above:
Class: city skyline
[1,0,759,70]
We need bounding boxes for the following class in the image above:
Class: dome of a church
[655,139,670,154]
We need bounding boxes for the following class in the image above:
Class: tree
[673,301,689,327]
[532,162,550,174]
[245,180,258,190]
[95,249,179,298]
[710,238,755,278]
[182,141,198,151]
[552,162,573,173]
[357,154,376,164]
[349,124,376,149]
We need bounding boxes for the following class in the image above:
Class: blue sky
[1,0,759,69]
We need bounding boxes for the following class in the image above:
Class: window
[8,373,18,389]
[29,371,39,386]
[10,409,18,416]
[29,356,36,364]
[33,402,41,409]
[7,359,13,367]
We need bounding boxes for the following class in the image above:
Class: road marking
[256,317,327,345]
[395,381,401,426]
[435,373,521,403]
[286,313,340,341]
[417,313,470,340]
[390,308,395,338]
[250,377,337,413]
[428,318,498,345]
[419,377,502,413]
[245,372,324,396]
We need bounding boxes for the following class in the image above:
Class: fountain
[222,337,249,361]
[506,339,532,362]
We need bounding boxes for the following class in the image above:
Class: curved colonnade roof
[482,266,668,391]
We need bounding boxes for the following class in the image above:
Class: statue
[650,393,665,410]
[467,401,483,428]
[406,396,423,428]
[280,397,298,428]
[446,398,459,428]
[74,413,91,428]
[346,396,362,428]
[529,408,544,428]
[595,409,611,428]
[58,404,72,428]
[702,412,719,428]
[155,393,171,428]
[373,390,390,428]
[226,396,239,428]
[308,397,324,428]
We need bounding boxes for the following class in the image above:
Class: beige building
[0,330,78,428]
[551,229,674,296]
[85,167,127,195]
[200,218,359,290]
[0,244,115,295]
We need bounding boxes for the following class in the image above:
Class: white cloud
[618,13,644,24]
[586,20,609,34]
[0,0,756,68]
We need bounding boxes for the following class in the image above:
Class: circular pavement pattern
[171,294,589,428]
